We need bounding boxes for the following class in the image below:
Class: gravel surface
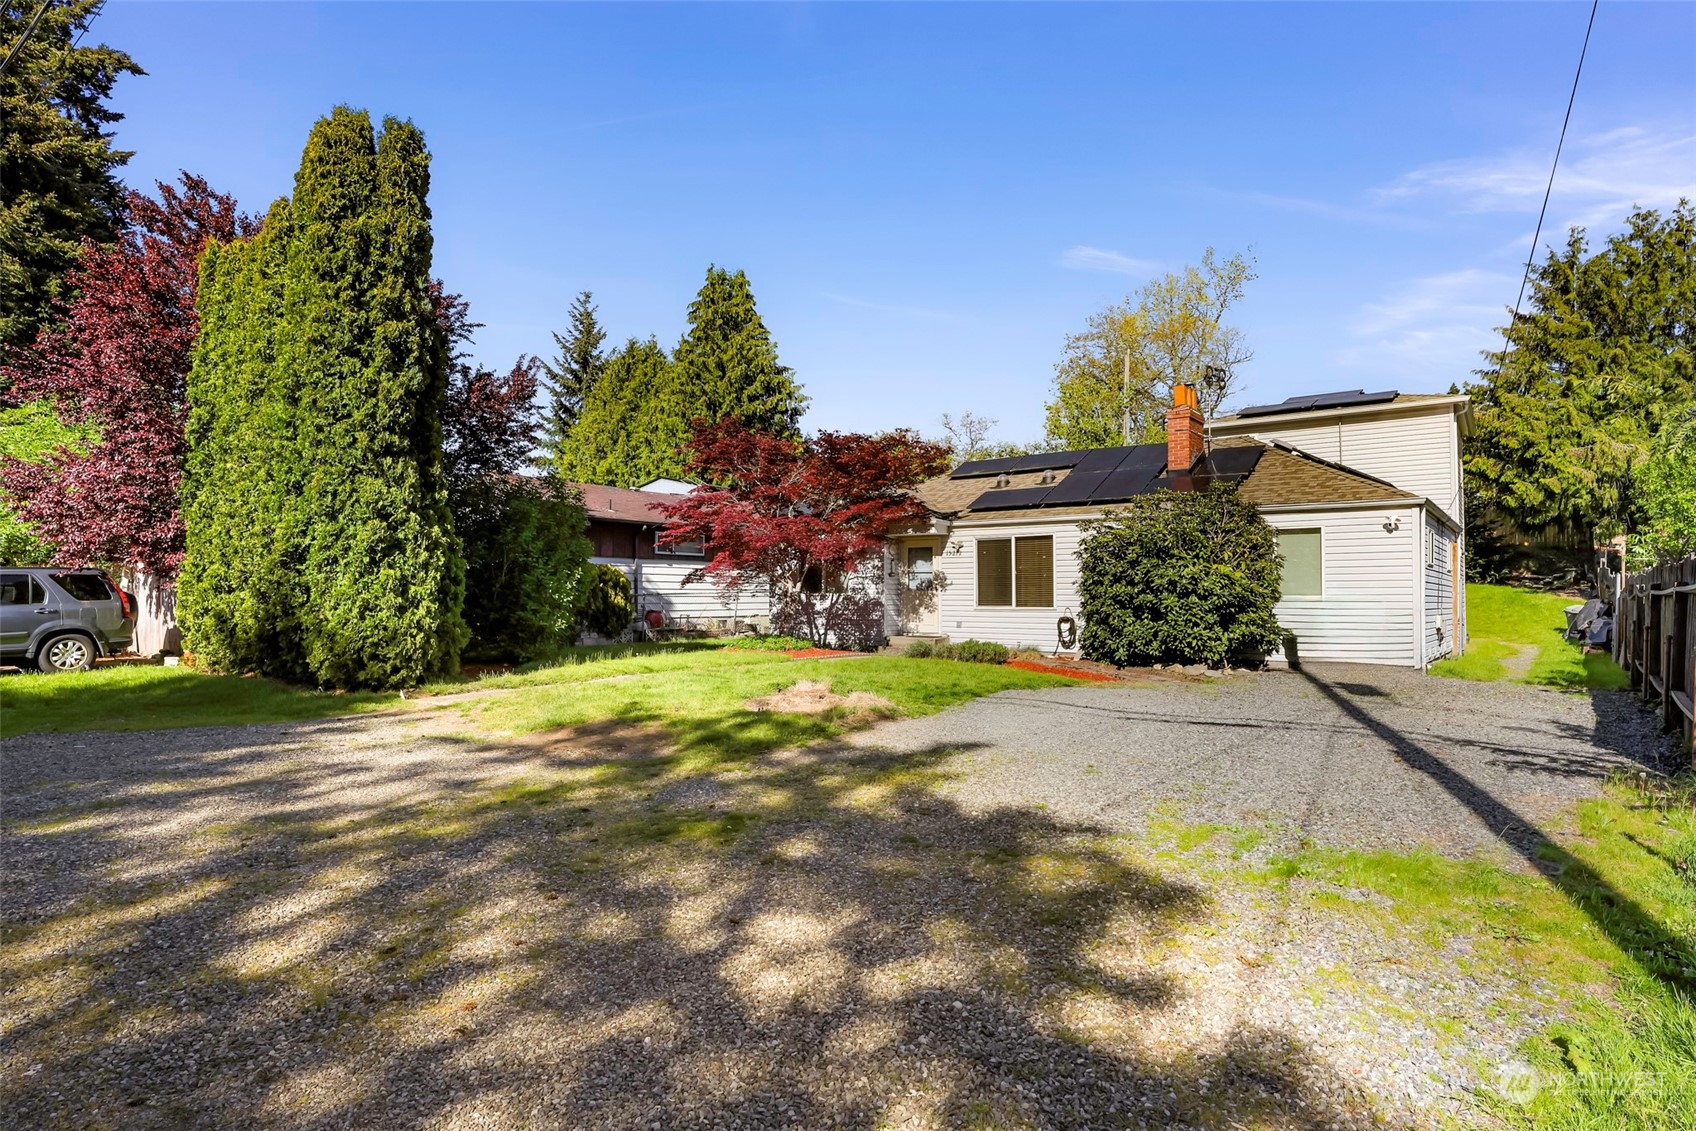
[1,664,1674,1130]
[859,661,1673,857]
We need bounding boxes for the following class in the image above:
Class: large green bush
[577,563,635,641]
[1077,485,1283,668]
[180,108,466,688]
[458,479,593,662]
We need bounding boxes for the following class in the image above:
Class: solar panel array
[959,443,1264,512]
[1236,389,1398,418]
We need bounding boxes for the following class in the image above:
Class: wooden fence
[1614,556,1696,761]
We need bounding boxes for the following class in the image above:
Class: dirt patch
[744,680,896,724]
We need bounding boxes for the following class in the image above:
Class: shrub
[902,640,934,658]
[578,564,635,641]
[948,639,1009,664]
[459,480,594,662]
[1077,485,1283,668]
[726,634,814,651]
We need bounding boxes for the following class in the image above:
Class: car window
[0,573,29,605]
[50,572,113,602]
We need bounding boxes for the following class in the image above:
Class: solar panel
[967,486,1057,510]
[1036,470,1111,505]
[1009,450,1088,473]
[1092,464,1164,502]
[1235,389,1399,417]
[1204,446,1264,480]
[1071,445,1142,472]
[949,456,1023,479]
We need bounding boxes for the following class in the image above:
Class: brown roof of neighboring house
[916,436,1421,523]
[568,482,675,523]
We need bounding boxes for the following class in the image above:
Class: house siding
[1211,406,1463,522]
[590,556,769,627]
[1422,515,1457,664]
[1261,508,1420,667]
[933,521,1088,652]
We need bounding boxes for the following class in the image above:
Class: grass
[1431,583,1631,691]
[0,643,1078,744]
[1158,774,1696,1131]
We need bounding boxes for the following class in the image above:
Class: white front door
[900,543,940,636]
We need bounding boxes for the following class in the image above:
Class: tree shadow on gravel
[1,710,1390,1130]
[1298,670,1694,1000]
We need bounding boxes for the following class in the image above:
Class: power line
[1,0,53,79]
[1510,0,1601,325]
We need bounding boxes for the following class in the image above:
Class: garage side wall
[1262,508,1419,667]
[1422,515,1458,665]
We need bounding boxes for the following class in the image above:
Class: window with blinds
[1015,535,1053,608]
[1276,529,1323,596]
[977,539,1012,606]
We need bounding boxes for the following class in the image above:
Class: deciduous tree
[1045,249,1255,448]
[658,420,950,648]
[0,174,250,577]
[1,0,142,352]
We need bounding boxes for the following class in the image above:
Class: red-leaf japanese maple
[658,419,951,647]
[0,174,253,579]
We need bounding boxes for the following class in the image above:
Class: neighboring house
[573,482,769,635]
[882,387,1470,668]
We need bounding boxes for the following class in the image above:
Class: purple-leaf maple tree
[658,418,952,647]
[0,174,253,579]
[433,282,541,491]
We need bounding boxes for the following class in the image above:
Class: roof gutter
[1255,496,1461,532]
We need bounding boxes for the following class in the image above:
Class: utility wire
[1510,0,1600,325]
[1,0,53,79]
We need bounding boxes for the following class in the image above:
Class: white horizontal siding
[1423,517,1456,663]
[1213,406,1463,521]
[934,523,1087,653]
[1264,508,1419,667]
[592,557,770,625]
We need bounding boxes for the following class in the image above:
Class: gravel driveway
[858,661,1671,859]
[0,665,1671,1130]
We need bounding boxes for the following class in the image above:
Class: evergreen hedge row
[180,108,466,688]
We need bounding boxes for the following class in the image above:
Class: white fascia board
[1207,394,1471,434]
[1255,497,1461,532]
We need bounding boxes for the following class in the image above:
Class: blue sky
[102,2,1695,445]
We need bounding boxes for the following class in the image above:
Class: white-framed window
[1276,529,1323,597]
[655,537,705,558]
[976,535,1054,608]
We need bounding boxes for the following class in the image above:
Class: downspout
[1412,505,1426,669]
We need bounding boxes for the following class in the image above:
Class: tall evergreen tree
[180,108,466,688]
[673,266,807,437]
[554,336,678,486]
[1464,202,1695,543]
[539,289,606,461]
[1,0,142,353]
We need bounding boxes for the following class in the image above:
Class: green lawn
[0,644,1077,745]
[1432,583,1631,690]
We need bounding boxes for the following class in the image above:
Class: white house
[881,387,1471,668]
[575,482,769,635]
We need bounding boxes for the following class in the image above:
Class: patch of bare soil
[743,680,896,725]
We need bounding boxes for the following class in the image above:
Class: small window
[50,572,111,602]
[0,573,30,606]
[656,535,705,558]
[801,563,845,594]
[1277,530,1323,597]
[1015,535,1054,608]
[977,539,1012,606]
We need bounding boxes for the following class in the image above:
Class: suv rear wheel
[38,634,94,673]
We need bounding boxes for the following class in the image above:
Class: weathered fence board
[1614,556,1696,762]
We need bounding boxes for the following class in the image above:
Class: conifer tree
[673,266,807,437]
[1,0,142,352]
[179,108,466,688]
[553,336,677,486]
[539,290,606,462]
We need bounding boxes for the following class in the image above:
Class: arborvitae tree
[673,266,807,437]
[0,0,142,352]
[554,336,678,486]
[539,290,606,463]
[180,108,466,688]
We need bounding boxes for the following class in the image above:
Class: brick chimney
[1166,383,1206,473]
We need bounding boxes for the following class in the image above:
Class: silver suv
[0,568,136,673]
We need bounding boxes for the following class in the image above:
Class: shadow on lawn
[1297,670,1694,998]
[3,709,1380,1130]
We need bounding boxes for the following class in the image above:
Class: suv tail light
[98,571,134,620]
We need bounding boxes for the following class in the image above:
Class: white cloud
[1377,124,1696,230]
[1059,246,1160,276]
[1336,268,1516,382]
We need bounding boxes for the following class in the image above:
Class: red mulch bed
[1006,659,1123,683]
[783,648,864,660]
